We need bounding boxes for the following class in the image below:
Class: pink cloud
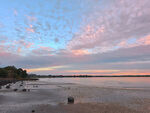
[118,40,127,47]
[0,38,34,55]
[0,40,6,44]
[26,24,36,33]
[26,16,37,22]
[145,36,150,45]
[0,47,16,58]
[17,48,21,53]
[26,28,34,33]
[71,49,90,56]
[67,0,150,53]
[112,69,150,75]
[116,35,150,50]
[16,40,33,49]
[137,35,150,45]
[26,25,35,33]
[32,46,53,56]
[0,51,11,57]
[29,24,33,28]
[40,46,52,51]
[67,24,105,50]
[66,69,119,74]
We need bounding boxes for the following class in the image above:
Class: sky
[0,0,150,75]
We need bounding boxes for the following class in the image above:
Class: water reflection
[40,77,150,89]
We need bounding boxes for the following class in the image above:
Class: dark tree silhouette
[0,68,8,78]
[0,66,28,78]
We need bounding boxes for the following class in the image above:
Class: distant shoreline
[37,75,150,78]
[0,78,39,81]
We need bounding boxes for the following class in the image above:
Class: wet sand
[0,80,150,113]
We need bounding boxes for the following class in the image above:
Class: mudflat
[0,80,150,113]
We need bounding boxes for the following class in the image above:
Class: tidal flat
[0,78,150,113]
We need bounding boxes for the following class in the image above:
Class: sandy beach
[0,79,150,113]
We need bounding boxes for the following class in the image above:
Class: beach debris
[22,89,27,92]
[32,110,35,113]
[68,96,74,104]
[33,85,38,88]
[6,85,10,89]
[14,89,18,91]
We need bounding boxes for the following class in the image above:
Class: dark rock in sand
[33,85,38,88]
[68,96,74,104]
[32,110,35,113]
[22,89,27,92]
[14,89,18,91]
[6,85,10,89]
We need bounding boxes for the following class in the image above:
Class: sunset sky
[0,0,150,75]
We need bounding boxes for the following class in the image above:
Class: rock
[22,89,27,92]
[68,96,74,104]
[14,89,18,91]
[32,110,35,113]
[6,85,10,89]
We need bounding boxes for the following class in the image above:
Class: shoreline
[0,78,39,80]
[38,75,150,78]
[0,78,38,87]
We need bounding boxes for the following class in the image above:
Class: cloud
[136,35,150,45]
[26,26,35,33]
[26,65,68,73]
[26,16,37,22]
[31,46,53,56]
[112,69,150,75]
[66,69,119,75]
[0,38,33,55]
[67,0,150,53]
[71,49,90,55]
[16,40,33,49]
[1,43,150,75]
[1,0,150,75]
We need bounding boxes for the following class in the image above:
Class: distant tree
[4,66,17,71]
[4,66,18,78]
[22,70,28,78]
[16,68,28,78]
[0,66,28,78]
[0,68,8,78]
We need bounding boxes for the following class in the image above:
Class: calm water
[40,77,150,89]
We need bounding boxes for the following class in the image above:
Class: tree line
[0,66,28,78]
